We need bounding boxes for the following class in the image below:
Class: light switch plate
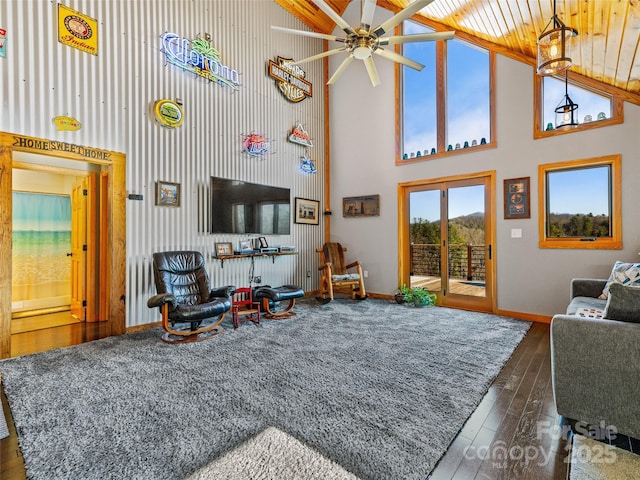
[511,228,522,238]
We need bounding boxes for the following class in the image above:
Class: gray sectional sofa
[550,277,640,439]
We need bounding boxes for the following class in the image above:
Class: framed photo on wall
[155,180,181,207]
[342,194,380,217]
[294,197,320,225]
[504,177,530,219]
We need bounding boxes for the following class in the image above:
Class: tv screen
[210,177,291,234]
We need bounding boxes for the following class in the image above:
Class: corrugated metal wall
[1,0,326,327]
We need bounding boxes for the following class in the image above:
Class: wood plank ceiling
[274,0,640,103]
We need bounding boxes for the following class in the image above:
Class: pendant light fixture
[537,0,578,76]
[555,70,579,129]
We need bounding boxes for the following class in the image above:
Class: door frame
[0,132,127,358]
[398,170,496,313]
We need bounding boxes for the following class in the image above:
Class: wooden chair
[231,287,261,329]
[316,242,367,302]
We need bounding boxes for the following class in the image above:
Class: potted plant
[395,284,410,304]
[408,287,437,307]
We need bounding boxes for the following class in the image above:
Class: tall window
[538,155,622,249]
[401,21,493,162]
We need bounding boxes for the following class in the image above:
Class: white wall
[328,2,640,316]
[1,0,327,327]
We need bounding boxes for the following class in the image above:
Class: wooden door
[70,178,87,320]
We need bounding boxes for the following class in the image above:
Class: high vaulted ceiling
[275,0,640,104]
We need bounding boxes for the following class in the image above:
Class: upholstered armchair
[147,250,235,343]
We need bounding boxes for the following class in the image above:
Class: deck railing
[410,243,486,281]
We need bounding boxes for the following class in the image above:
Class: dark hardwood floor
[0,320,636,479]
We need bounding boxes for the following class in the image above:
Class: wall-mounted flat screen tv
[210,176,291,234]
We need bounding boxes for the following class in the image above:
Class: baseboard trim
[496,309,552,324]
[127,321,161,333]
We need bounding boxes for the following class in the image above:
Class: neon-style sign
[160,32,241,90]
[242,133,271,157]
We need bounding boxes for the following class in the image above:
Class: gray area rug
[0,298,530,480]
[570,435,640,479]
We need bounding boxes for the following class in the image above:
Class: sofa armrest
[550,314,640,439]
[570,278,607,300]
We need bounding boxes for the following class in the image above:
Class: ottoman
[253,285,304,319]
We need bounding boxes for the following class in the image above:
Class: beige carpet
[184,427,361,480]
[570,435,640,479]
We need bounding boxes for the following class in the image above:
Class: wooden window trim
[395,24,496,166]
[537,154,622,250]
[533,72,624,139]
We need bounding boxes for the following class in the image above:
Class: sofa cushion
[567,296,606,315]
[599,261,640,299]
[603,282,640,323]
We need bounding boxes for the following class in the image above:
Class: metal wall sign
[53,115,82,131]
[268,56,312,103]
[58,4,98,55]
[160,32,241,90]
[153,99,184,128]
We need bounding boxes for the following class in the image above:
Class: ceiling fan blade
[286,48,347,66]
[374,48,425,71]
[377,31,455,46]
[271,26,341,42]
[327,55,355,85]
[360,0,377,32]
[313,0,357,36]
[364,56,380,87]
[373,0,436,37]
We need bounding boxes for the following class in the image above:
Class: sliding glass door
[400,173,495,312]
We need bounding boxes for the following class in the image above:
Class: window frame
[533,72,624,139]
[537,154,622,249]
[396,22,496,165]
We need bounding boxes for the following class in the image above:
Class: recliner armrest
[147,293,176,309]
[210,285,236,299]
[570,278,607,300]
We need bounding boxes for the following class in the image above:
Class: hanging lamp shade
[537,1,578,76]
[555,72,579,128]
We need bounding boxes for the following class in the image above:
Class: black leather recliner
[147,250,235,343]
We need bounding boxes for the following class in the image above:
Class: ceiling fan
[272,0,455,87]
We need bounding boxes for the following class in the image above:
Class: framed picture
[504,177,530,219]
[343,194,380,217]
[294,197,320,225]
[258,236,268,248]
[215,242,233,257]
[156,180,181,207]
[239,240,253,254]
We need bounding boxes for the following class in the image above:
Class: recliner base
[161,326,224,344]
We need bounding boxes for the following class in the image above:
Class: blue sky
[410,185,485,222]
[403,21,490,155]
[547,166,609,216]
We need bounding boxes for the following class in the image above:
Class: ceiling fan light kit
[272,0,454,87]
[536,0,578,76]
